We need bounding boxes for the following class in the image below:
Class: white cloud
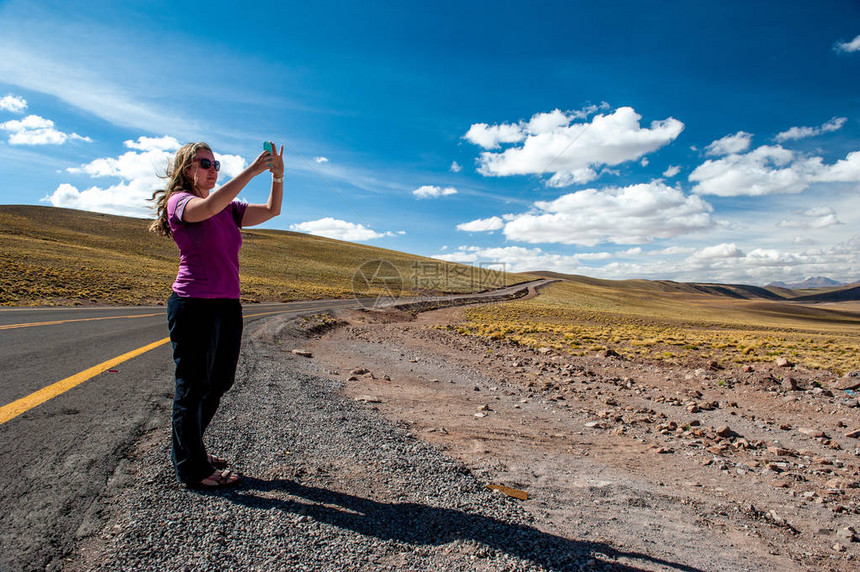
[456,216,504,232]
[545,168,599,187]
[289,217,393,241]
[434,245,589,274]
[834,34,860,53]
[663,165,681,178]
[690,145,860,196]
[412,185,458,199]
[42,181,157,218]
[450,161,462,173]
[0,94,27,113]
[690,243,745,261]
[501,181,714,246]
[314,156,329,163]
[778,206,842,229]
[430,231,860,284]
[45,137,247,217]
[463,122,526,149]
[705,131,752,156]
[0,114,91,145]
[125,135,181,152]
[650,245,696,256]
[67,137,244,181]
[775,117,847,142]
[817,150,860,182]
[464,106,684,187]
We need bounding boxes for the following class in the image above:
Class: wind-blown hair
[148,142,212,237]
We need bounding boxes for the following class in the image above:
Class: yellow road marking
[0,337,171,426]
[0,303,347,330]
[0,303,353,425]
[0,312,162,331]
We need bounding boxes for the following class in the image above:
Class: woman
[149,141,284,488]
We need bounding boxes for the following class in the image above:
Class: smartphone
[263,141,274,153]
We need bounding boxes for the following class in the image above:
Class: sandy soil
[283,303,860,572]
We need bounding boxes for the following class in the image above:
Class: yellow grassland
[0,205,523,306]
[454,279,860,374]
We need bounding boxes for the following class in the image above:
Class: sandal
[188,469,242,490]
[207,453,228,469]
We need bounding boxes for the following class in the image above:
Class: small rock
[798,427,826,438]
[477,404,492,412]
[832,376,860,391]
[537,347,553,355]
[584,421,605,429]
[354,395,381,403]
[715,425,734,438]
[767,446,794,457]
[775,357,794,368]
[350,367,370,375]
[832,543,846,552]
[836,527,858,542]
[603,348,621,358]
[708,360,722,370]
[291,349,313,357]
[781,377,798,391]
[845,428,860,439]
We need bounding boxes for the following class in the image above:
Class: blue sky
[1,0,859,286]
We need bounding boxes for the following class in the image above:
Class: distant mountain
[767,276,847,289]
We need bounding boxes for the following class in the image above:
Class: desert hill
[3,204,858,309]
[0,205,525,306]
[526,270,860,303]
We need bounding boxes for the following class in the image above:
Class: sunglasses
[194,158,221,172]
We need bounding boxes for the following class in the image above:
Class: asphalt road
[0,298,368,571]
[0,280,551,571]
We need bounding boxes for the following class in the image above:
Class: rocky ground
[291,304,860,571]
[69,301,860,571]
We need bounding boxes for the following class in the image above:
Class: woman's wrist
[272,173,284,183]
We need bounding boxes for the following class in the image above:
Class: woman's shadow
[216,476,705,572]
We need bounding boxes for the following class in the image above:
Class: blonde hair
[148,142,212,237]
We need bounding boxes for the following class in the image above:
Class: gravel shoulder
[69,302,860,571]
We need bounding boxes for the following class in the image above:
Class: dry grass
[0,205,523,306]
[453,278,860,375]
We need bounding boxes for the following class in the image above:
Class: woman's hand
[249,143,285,179]
[249,149,273,176]
[266,142,285,178]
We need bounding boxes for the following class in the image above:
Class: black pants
[166,293,243,483]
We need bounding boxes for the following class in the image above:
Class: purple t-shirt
[167,192,248,299]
